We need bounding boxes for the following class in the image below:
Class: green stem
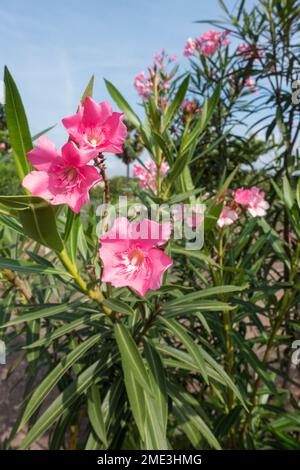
[58,248,112,315]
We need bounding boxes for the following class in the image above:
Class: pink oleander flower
[182,99,201,114]
[62,96,127,154]
[234,187,254,206]
[237,43,264,61]
[22,136,100,213]
[170,54,179,62]
[234,187,269,217]
[134,71,153,98]
[197,30,230,56]
[183,38,197,56]
[217,206,238,228]
[99,217,173,297]
[153,50,165,65]
[133,159,169,194]
[244,76,257,92]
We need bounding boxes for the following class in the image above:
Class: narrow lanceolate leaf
[160,318,208,384]
[81,75,94,102]
[87,384,108,447]
[114,323,150,391]
[0,257,70,277]
[163,75,190,130]
[23,313,103,349]
[0,300,82,328]
[4,66,32,181]
[123,368,146,441]
[164,284,247,307]
[168,383,221,450]
[103,298,135,316]
[20,356,116,449]
[143,393,169,450]
[18,334,101,430]
[143,340,168,434]
[104,79,141,129]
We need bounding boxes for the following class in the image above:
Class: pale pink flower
[99,217,173,297]
[134,71,153,98]
[234,187,269,217]
[237,43,264,61]
[234,188,255,206]
[217,206,238,228]
[182,100,201,114]
[153,50,165,65]
[62,96,127,154]
[0,143,5,149]
[244,77,256,92]
[183,38,197,57]
[22,136,100,213]
[169,54,179,62]
[197,30,230,56]
[133,160,169,194]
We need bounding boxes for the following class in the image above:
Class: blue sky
[0,0,257,175]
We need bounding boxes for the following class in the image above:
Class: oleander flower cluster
[217,186,269,228]
[183,29,230,57]
[134,49,177,100]
[22,97,127,212]
[133,159,169,194]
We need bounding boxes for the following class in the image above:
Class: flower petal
[82,97,113,127]
[148,248,173,291]
[61,141,98,166]
[131,219,172,250]
[22,171,53,200]
[27,136,60,171]
[62,106,84,145]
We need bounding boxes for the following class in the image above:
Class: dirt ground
[0,351,49,449]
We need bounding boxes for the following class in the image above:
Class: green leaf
[81,75,94,103]
[87,384,108,447]
[4,66,32,181]
[143,340,168,434]
[20,355,116,449]
[23,313,103,349]
[32,124,56,141]
[163,75,190,130]
[123,369,146,441]
[282,176,294,209]
[168,383,221,449]
[164,284,247,307]
[0,300,82,328]
[0,195,63,251]
[0,257,70,277]
[171,246,218,266]
[18,334,101,431]
[114,323,150,391]
[103,298,135,316]
[297,177,300,210]
[69,213,81,265]
[160,318,208,383]
[181,85,220,154]
[104,79,141,128]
